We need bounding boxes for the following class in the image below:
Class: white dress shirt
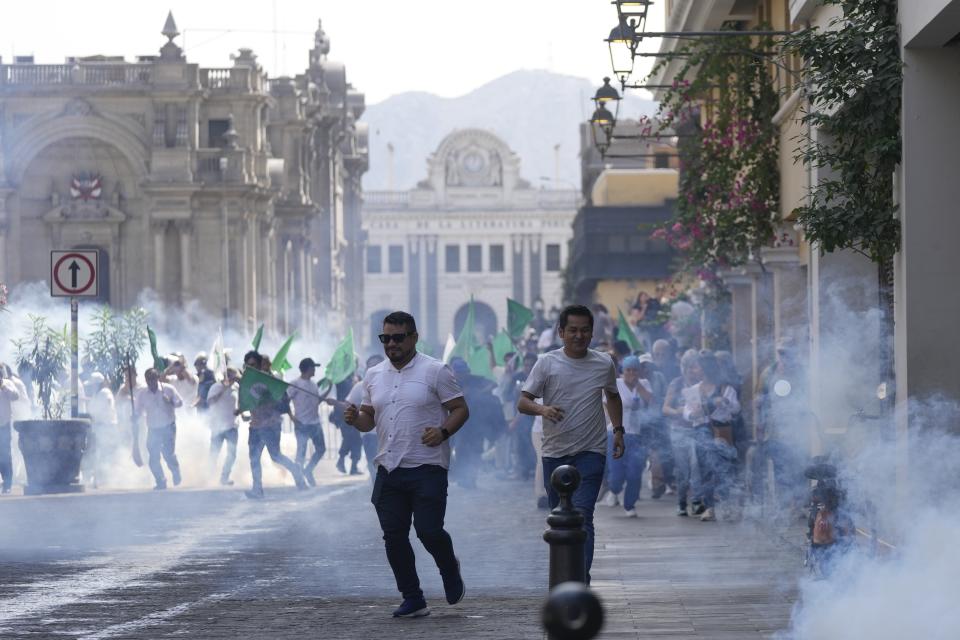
[361,352,463,472]
[87,387,117,426]
[0,379,21,425]
[134,383,183,429]
[206,381,239,432]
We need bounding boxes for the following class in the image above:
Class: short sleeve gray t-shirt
[522,349,618,458]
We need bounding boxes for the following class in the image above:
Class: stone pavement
[0,467,802,639]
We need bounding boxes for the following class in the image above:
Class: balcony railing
[0,63,153,87]
[200,67,264,93]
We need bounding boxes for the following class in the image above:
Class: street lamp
[607,19,636,84]
[590,78,620,157]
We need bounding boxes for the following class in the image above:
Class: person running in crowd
[518,304,623,584]
[755,337,809,515]
[244,351,306,499]
[652,339,681,387]
[163,354,197,416]
[333,374,364,475]
[133,368,184,490]
[602,355,653,517]
[663,349,703,516]
[206,366,240,486]
[682,350,740,522]
[344,311,469,619]
[449,357,504,489]
[342,354,385,479]
[288,357,326,487]
[193,353,217,412]
[638,353,672,499]
[505,353,538,481]
[0,364,22,494]
[83,372,117,488]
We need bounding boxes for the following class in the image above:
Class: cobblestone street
[0,464,804,639]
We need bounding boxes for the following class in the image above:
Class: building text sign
[50,250,99,297]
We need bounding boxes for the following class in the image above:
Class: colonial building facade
[0,14,368,337]
[362,129,577,352]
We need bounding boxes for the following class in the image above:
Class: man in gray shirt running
[518,304,624,584]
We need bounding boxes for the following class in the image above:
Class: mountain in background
[362,69,656,192]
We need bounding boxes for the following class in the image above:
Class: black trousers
[372,464,459,600]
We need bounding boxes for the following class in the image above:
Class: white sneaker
[700,507,716,522]
[623,508,638,518]
[602,492,620,507]
[665,486,676,496]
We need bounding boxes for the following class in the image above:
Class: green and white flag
[617,308,644,354]
[272,331,297,376]
[324,327,356,385]
[507,298,534,339]
[449,297,476,363]
[467,344,495,381]
[251,323,264,351]
[146,326,165,370]
[238,366,289,412]
[209,327,227,379]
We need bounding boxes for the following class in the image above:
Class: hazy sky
[0,0,665,104]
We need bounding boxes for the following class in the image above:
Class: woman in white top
[681,350,740,521]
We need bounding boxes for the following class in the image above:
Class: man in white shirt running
[0,364,22,494]
[287,358,326,487]
[344,311,469,619]
[134,368,184,490]
[206,367,240,486]
[518,304,624,584]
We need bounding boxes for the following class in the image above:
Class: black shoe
[691,502,706,516]
[442,557,465,605]
[245,487,264,499]
[303,470,317,487]
[153,483,167,491]
[392,597,430,618]
[651,486,665,500]
[349,464,363,476]
[677,505,688,516]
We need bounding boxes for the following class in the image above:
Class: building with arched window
[362,129,578,352]
[0,15,367,338]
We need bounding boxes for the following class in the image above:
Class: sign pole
[71,296,79,418]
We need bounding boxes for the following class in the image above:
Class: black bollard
[543,464,586,588]
[542,581,605,640]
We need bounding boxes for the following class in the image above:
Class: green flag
[251,323,264,351]
[324,327,356,384]
[617,308,644,353]
[416,339,434,357]
[238,366,289,412]
[449,297,476,362]
[272,331,297,375]
[492,329,513,366]
[467,345,495,381]
[146,326,165,370]
[507,298,534,339]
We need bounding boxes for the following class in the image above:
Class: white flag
[442,333,457,364]
[209,327,227,380]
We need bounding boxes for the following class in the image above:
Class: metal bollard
[542,581,605,640]
[543,464,586,588]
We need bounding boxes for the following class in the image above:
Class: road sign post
[50,250,101,419]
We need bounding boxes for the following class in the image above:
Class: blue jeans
[542,451,606,584]
[210,427,238,483]
[372,464,459,600]
[671,428,697,508]
[362,432,378,479]
[294,423,325,475]
[607,433,647,510]
[248,425,303,490]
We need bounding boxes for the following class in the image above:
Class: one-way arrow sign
[51,251,99,297]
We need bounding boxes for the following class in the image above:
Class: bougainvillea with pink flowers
[649,31,781,282]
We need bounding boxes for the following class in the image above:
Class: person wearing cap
[755,336,809,515]
[162,353,197,416]
[287,357,326,487]
[193,353,216,412]
[134,368,184,490]
[0,364,22,494]
[602,355,653,517]
[82,372,118,488]
[206,367,240,486]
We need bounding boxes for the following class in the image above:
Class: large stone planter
[14,419,90,495]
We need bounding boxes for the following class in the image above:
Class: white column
[177,221,192,302]
[153,221,167,295]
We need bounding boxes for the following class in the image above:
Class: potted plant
[13,315,90,495]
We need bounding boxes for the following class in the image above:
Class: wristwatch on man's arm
[441,427,452,440]
[612,426,625,435]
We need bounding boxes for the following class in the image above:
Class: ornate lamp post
[589,78,620,157]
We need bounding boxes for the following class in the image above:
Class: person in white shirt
[344,354,385,479]
[287,358,326,487]
[134,368,184,490]
[206,367,240,486]
[602,356,654,517]
[344,311,469,619]
[162,354,197,416]
[0,364,22,494]
[82,372,118,488]
[681,350,740,522]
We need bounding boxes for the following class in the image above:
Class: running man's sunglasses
[378,332,415,344]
